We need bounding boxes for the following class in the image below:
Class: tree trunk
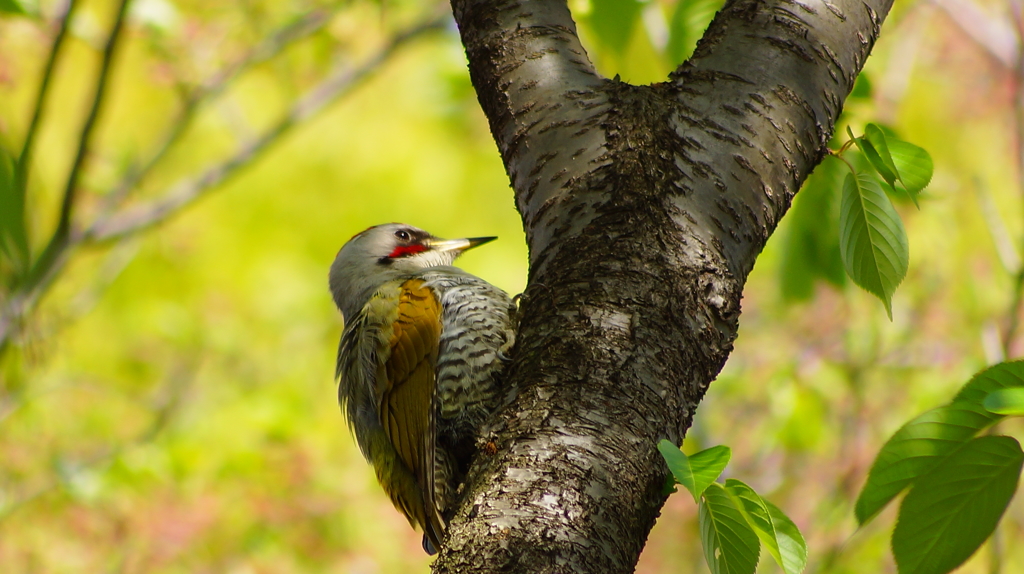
[436,0,892,571]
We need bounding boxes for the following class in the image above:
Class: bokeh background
[1,0,1023,572]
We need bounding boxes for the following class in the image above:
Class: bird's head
[329,223,495,321]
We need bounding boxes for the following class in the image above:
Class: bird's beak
[425,236,497,254]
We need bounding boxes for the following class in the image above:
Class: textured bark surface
[437,0,893,571]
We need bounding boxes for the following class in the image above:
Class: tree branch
[437,0,894,571]
[15,0,80,198]
[0,12,444,354]
[99,8,338,213]
[452,0,610,265]
[28,0,132,285]
[673,0,889,278]
[84,15,446,243]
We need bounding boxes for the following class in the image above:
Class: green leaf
[781,156,845,301]
[658,440,731,503]
[763,497,808,574]
[954,360,1024,405]
[724,480,807,574]
[839,171,909,319]
[0,0,25,15]
[983,388,1024,415]
[855,402,998,524]
[892,436,1023,574]
[724,480,773,546]
[858,362,1024,523]
[861,124,901,190]
[887,139,933,202]
[724,480,806,574]
[851,124,932,207]
[589,0,643,56]
[700,483,760,574]
[853,138,888,180]
[666,0,723,63]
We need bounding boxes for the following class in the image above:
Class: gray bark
[437,0,892,571]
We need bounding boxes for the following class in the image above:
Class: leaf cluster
[856,361,1024,574]
[658,440,809,574]
[792,123,934,319]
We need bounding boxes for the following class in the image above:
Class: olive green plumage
[329,223,515,553]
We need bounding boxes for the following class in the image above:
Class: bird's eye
[394,229,411,241]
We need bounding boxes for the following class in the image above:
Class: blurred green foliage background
[0,0,1023,572]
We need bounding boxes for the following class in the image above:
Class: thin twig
[29,0,133,285]
[1,0,131,356]
[976,179,1021,275]
[86,15,446,242]
[7,241,139,354]
[1003,270,1024,353]
[99,8,336,212]
[990,9,1024,570]
[0,14,445,352]
[15,0,80,196]
[1003,3,1024,359]
[0,240,71,352]
[3,7,329,350]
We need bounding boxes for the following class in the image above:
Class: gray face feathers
[328,223,495,323]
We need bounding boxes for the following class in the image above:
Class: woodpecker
[329,223,516,554]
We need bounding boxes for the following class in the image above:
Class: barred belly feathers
[328,223,515,554]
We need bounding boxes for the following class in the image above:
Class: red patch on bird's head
[387,244,428,258]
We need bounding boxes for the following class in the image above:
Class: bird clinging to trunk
[329,223,516,553]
